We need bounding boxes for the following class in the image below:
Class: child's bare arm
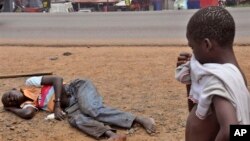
[4,107,36,119]
[213,96,238,141]
[176,52,194,111]
[186,84,195,112]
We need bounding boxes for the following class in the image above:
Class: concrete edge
[0,42,250,47]
[0,37,250,47]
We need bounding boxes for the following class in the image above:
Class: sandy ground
[0,46,250,141]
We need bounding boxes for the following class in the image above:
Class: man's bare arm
[213,96,238,141]
[40,76,65,120]
[4,107,36,119]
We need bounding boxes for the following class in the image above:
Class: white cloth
[175,61,191,84]
[176,56,250,124]
[25,76,42,87]
[22,102,38,110]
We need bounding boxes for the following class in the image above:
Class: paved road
[0,7,250,46]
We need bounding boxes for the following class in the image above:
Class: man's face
[2,89,24,107]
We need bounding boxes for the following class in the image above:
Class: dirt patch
[0,46,249,141]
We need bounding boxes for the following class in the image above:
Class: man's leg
[73,79,136,128]
[72,79,155,133]
[94,105,136,128]
[68,110,126,141]
[95,106,156,134]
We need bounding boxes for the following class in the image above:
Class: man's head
[1,88,24,107]
[186,6,235,63]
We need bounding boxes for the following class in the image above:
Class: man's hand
[41,76,66,120]
[176,52,192,67]
[54,106,66,120]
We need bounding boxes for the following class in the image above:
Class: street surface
[0,7,250,46]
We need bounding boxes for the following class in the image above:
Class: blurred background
[0,0,249,13]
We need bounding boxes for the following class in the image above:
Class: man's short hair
[1,92,8,106]
[187,6,235,47]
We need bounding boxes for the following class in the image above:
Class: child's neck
[215,48,236,65]
[216,49,248,86]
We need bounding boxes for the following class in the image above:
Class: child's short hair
[187,6,235,48]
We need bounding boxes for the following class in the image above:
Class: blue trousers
[65,79,135,138]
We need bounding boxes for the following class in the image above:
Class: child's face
[2,90,24,107]
[187,37,207,64]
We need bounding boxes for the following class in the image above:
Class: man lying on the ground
[2,76,156,141]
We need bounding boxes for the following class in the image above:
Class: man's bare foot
[135,116,156,134]
[107,134,126,141]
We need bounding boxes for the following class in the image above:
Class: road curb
[0,37,250,47]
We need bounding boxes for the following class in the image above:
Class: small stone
[6,124,11,127]
[128,128,135,134]
[63,52,72,56]
[27,121,33,125]
[10,126,15,130]
[24,128,29,132]
[12,121,17,124]
[147,105,152,108]
[49,56,58,60]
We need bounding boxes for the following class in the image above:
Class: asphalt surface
[0,7,250,46]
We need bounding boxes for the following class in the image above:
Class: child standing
[176,6,250,141]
